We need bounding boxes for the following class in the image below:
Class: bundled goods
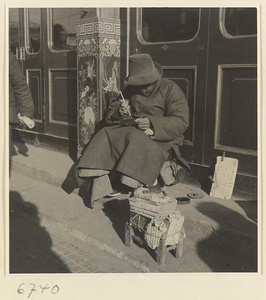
[144,210,185,249]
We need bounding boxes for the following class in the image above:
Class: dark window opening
[224,8,257,36]
[51,8,97,51]
[141,8,200,43]
[26,8,41,54]
[9,8,20,54]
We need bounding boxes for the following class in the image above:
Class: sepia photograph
[3,3,264,299]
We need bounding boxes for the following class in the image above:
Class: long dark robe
[78,125,170,186]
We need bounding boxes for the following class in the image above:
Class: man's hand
[135,117,150,130]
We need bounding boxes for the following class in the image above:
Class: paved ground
[9,195,139,273]
[8,171,257,274]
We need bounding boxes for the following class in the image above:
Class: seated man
[76,53,189,205]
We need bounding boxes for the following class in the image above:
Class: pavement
[9,194,140,273]
[8,141,258,273]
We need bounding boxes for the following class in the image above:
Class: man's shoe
[106,189,122,197]
[107,177,132,197]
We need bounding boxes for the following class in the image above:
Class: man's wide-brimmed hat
[125,53,163,86]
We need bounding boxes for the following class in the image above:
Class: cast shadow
[13,137,29,157]
[9,191,70,273]
[196,202,257,272]
[235,200,258,223]
[102,198,130,243]
[199,159,216,195]
[9,129,29,176]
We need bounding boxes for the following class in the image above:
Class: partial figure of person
[9,50,35,165]
[76,53,190,206]
[53,24,72,50]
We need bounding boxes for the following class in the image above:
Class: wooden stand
[124,212,185,265]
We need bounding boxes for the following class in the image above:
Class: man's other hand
[135,117,150,130]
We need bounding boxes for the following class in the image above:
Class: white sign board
[210,156,238,200]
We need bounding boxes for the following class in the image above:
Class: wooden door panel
[129,8,209,164]
[26,69,42,121]
[205,8,257,179]
[44,8,95,140]
[49,69,77,125]
[217,66,257,151]
[22,8,45,133]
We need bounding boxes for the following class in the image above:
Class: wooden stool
[124,211,185,265]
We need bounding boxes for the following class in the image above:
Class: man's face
[136,81,157,97]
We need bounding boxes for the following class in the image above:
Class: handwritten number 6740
[17,283,59,298]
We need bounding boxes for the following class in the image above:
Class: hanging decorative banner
[210,156,238,200]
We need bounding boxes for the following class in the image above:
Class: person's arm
[148,82,189,142]
[9,52,35,119]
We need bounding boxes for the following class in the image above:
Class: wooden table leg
[175,226,185,258]
[124,221,133,247]
[156,237,167,265]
